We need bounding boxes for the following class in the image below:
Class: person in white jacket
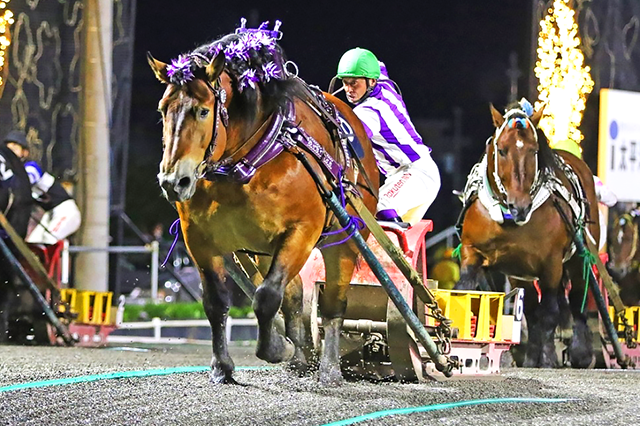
[3,130,81,244]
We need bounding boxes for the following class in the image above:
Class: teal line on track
[321,397,575,426]
[0,366,272,393]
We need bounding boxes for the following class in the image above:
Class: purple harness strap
[283,125,344,183]
[204,98,345,185]
[204,101,291,183]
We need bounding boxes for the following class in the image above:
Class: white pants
[377,154,441,225]
[27,199,82,244]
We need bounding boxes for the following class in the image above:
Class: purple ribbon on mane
[161,218,181,268]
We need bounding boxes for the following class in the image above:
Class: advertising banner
[598,88,640,202]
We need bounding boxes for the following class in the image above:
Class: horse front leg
[253,247,305,365]
[200,257,237,384]
[455,245,486,290]
[248,255,309,373]
[525,267,563,368]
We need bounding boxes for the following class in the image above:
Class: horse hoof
[287,348,309,376]
[256,335,295,364]
[209,369,238,385]
[287,359,309,377]
[569,352,595,369]
[522,357,539,368]
[319,362,343,386]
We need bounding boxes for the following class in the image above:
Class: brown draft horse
[608,208,640,306]
[455,102,600,368]
[148,30,378,384]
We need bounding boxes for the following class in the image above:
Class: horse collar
[200,99,294,184]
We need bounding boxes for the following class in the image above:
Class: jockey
[335,48,441,228]
[3,130,81,245]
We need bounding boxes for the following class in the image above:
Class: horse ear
[147,52,169,84]
[490,104,504,128]
[205,52,226,83]
[530,103,546,127]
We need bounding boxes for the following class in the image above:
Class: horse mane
[190,33,306,120]
[503,101,559,175]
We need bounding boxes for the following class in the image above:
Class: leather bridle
[490,109,542,203]
[195,77,229,179]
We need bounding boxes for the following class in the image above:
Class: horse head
[608,210,639,277]
[488,103,545,224]
[148,51,228,202]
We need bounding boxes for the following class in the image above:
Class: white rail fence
[61,241,161,299]
[107,317,258,345]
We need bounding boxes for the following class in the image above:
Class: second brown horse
[456,102,600,368]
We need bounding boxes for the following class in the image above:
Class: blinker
[508,117,529,129]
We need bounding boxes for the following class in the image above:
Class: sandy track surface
[1,344,640,425]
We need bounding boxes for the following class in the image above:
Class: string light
[0,0,13,90]
[534,0,593,154]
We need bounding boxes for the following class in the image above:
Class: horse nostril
[160,178,172,192]
[177,176,191,189]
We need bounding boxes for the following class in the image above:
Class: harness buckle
[196,161,208,179]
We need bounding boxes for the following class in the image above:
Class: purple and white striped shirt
[353,73,431,176]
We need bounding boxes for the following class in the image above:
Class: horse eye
[198,108,210,119]
[498,148,506,157]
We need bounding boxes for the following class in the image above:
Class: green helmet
[336,48,380,79]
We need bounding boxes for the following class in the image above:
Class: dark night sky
[128,1,533,233]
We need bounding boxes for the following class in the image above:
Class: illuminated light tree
[534,0,594,157]
[0,0,13,97]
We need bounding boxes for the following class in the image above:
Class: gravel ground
[1,343,640,425]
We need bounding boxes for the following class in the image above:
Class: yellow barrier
[609,306,640,341]
[60,289,78,315]
[60,289,113,325]
[430,290,504,341]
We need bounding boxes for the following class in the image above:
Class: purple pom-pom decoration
[262,61,282,82]
[208,43,223,57]
[255,32,276,52]
[166,55,194,84]
[225,41,250,62]
[243,32,263,51]
[239,69,259,92]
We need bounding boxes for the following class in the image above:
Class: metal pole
[151,240,159,302]
[325,191,454,377]
[222,254,287,336]
[77,0,113,291]
[0,237,74,345]
[223,254,256,298]
[552,197,630,368]
[586,267,628,368]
